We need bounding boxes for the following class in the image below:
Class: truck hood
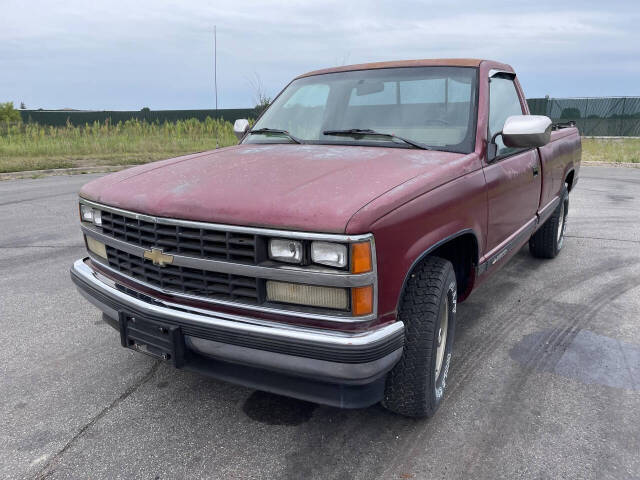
[80,144,465,233]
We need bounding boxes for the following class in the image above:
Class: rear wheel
[529,185,569,259]
[382,256,457,418]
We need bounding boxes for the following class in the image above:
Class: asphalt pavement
[1,166,639,479]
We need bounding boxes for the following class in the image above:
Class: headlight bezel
[268,238,304,264]
[79,204,102,227]
[80,204,94,223]
[268,238,362,272]
[310,241,348,268]
[265,237,374,315]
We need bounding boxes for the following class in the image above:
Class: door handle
[532,165,539,177]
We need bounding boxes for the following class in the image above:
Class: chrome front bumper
[71,258,404,406]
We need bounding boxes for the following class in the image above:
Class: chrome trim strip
[88,253,377,322]
[478,217,537,274]
[537,195,560,224]
[72,258,402,345]
[79,198,373,242]
[81,224,375,288]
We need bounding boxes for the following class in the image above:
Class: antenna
[214,25,218,113]
[214,25,219,148]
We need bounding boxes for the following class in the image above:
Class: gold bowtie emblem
[143,247,174,267]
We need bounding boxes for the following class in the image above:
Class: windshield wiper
[322,129,431,150]
[248,128,304,144]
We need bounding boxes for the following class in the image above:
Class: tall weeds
[0,117,238,173]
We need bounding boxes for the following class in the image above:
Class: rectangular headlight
[269,238,303,264]
[80,204,94,223]
[311,241,347,268]
[80,204,102,226]
[266,281,349,310]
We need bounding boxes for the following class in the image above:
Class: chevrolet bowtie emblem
[143,247,174,267]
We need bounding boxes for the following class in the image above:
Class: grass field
[1,119,639,174]
[581,137,640,163]
[0,118,237,173]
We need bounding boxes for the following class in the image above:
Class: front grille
[106,246,260,303]
[100,210,257,263]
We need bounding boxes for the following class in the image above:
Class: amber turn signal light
[350,242,372,273]
[352,285,373,316]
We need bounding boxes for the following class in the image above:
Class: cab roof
[297,58,512,78]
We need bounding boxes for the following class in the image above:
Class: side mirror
[502,115,552,148]
[233,119,250,141]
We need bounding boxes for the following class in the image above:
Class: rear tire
[529,185,569,259]
[382,256,457,418]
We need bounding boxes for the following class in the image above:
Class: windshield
[246,66,478,153]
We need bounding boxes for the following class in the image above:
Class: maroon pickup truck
[71,58,580,417]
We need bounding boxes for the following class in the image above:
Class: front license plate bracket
[119,313,185,368]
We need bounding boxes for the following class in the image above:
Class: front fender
[364,169,487,319]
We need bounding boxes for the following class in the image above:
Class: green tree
[0,102,22,123]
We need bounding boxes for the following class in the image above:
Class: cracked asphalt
[1,166,639,479]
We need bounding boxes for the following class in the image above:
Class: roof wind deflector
[489,69,515,78]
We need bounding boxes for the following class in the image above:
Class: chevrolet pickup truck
[71,58,580,417]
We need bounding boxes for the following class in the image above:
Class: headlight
[311,241,347,268]
[80,204,102,226]
[80,204,94,223]
[268,238,303,264]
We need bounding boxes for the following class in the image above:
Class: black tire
[382,256,457,418]
[529,185,569,259]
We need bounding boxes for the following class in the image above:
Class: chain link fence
[16,99,640,137]
[527,97,640,137]
[18,108,255,127]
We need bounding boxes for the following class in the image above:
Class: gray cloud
[2,0,639,109]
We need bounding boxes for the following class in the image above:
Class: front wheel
[382,256,457,418]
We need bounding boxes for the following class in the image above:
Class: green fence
[527,97,640,137]
[19,108,255,127]
[18,99,640,137]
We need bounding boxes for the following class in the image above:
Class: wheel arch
[396,229,480,312]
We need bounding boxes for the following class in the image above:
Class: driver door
[483,74,542,255]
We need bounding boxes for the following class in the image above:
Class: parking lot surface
[1,166,639,479]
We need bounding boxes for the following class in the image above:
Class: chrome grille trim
[106,246,260,302]
[79,198,378,322]
[82,225,375,288]
[79,197,373,242]
[100,209,257,262]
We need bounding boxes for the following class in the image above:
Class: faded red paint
[80,144,465,233]
[80,59,581,331]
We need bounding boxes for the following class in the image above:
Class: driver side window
[489,75,525,157]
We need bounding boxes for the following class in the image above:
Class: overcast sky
[2,0,639,110]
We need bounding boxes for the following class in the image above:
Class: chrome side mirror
[502,115,552,148]
[233,119,250,141]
